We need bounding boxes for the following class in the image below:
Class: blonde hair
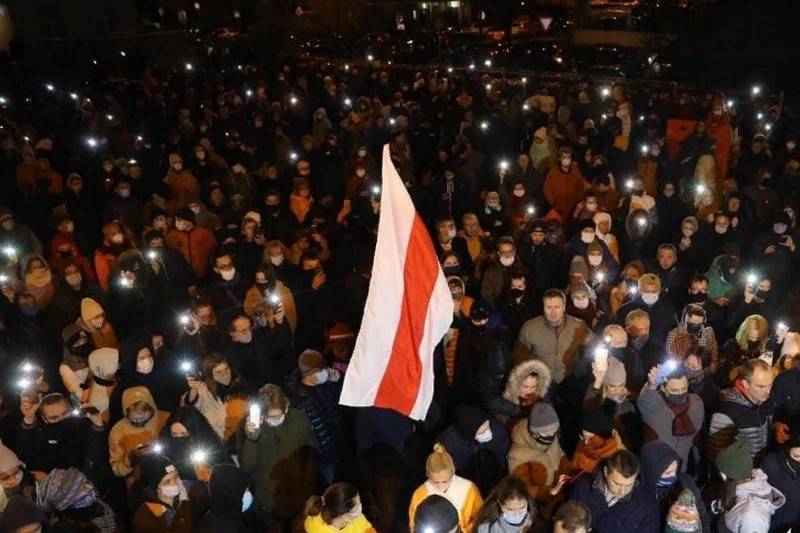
[462,212,479,226]
[735,315,769,352]
[426,443,455,477]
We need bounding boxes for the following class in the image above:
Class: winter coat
[437,406,509,483]
[165,226,217,279]
[760,449,800,531]
[568,470,660,533]
[772,367,800,420]
[132,481,206,533]
[242,280,297,333]
[284,372,348,466]
[507,418,569,503]
[723,469,786,533]
[108,386,169,477]
[543,164,586,221]
[639,441,711,533]
[516,241,563,295]
[489,359,552,424]
[514,315,593,383]
[236,407,319,517]
[709,385,774,460]
[481,260,524,309]
[637,386,704,468]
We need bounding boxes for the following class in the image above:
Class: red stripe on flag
[374,214,440,414]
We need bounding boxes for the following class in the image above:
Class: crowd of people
[0,47,798,533]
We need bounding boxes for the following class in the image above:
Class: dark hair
[605,449,639,477]
[553,501,592,532]
[413,494,459,533]
[264,188,281,199]
[472,476,536,528]
[143,229,164,245]
[690,274,709,285]
[496,236,516,250]
[542,288,566,303]
[686,346,714,369]
[162,405,223,450]
[304,482,359,524]
[193,297,214,313]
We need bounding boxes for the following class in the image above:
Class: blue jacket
[568,470,660,533]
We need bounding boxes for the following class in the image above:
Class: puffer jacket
[709,384,773,460]
[108,386,169,477]
[723,469,786,533]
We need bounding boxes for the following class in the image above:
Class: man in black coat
[517,220,562,295]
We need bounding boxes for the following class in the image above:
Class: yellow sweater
[304,513,375,533]
[408,476,483,532]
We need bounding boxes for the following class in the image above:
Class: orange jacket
[543,165,587,222]
[166,227,217,279]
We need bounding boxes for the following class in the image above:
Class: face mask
[586,202,598,211]
[642,293,659,305]
[220,268,236,281]
[358,149,367,157]
[588,255,602,266]
[117,189,131,198]
[137,357,154,375]
[774,224,787,235]
[687,323,702,335]
[608,394,628,404]
[581,232,594,244]
[632,335,649,350]
[267,414,285,427]
[355,169,366,177]
[65,273,82,287]
[788,142,797,151]
[160,483,180,498]
[111,233,124,244]
[314,369,329,385]
[502,510,528,526]
[682,228,694,237]
[21,304,39,317]
[242,489,254,512]
[475,429,493,443]
[572,297,589,309]
[128,410,153,428]
[173,163,183,171]
[196,152,206,160]
[632,189,645,197]
[685,368,704,384]
[447,228,457,240]
[233,331,252,344]
[560,157,572,168]
[714,225,728,234]
[499,256,514,267]
[510,288,525,299]
[90,318,105,329]
[657,475,677,487]
[666,393,688,406]
[443,265,461,276]
[688,292,707,303]
[270,255,284,266]
[512,189,525,198]
[532,433,556,446]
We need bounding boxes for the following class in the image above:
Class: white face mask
[499,256,514,267]
[513,189,525,198]
[358,149,367,157]
[66,273,82,287]
[586,202,598,211]
[270,255,284,266]
[314,369,330,385]
[355,169,366,177]
[90,317,104,329]
[241,489,254,511]
[475,429,493,443]
[682,228,693,237]
[160,483,180,498]
[219,268,236,281]
[447,228,457,240]
[642,292,659,305]
[572,297,590,309]
[137,357,154,375]
[111,233,124,244]
[172,163,183,171]
[581,231,595,244]
[267,414,285,427]
[588,255,602,266]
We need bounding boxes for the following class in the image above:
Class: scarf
[25,269,52,288]
[664,393,696,436]
[573,435,619,474]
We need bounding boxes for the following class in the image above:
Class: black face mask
[531,433,556,446]
[70,343,93,360]
[688,292,707,303]
[632,189,645,197]
[509,288,525,299]
[265,205,280,214]
[666,392,689,406]
[686,323,703,336]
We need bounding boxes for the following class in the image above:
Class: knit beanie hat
[569,256,589,280]
[528,402,559,435]
[88,348,119,381]
[174,206,196,224]
[581,407,613,439]
[715,440,753,481]
[0,441,24,472]
[604,358,627,386]
[138,454,175,490]
[298,349,325,375]
[413,494,459,533]
[80,298,104,322]
[665,489,701,533]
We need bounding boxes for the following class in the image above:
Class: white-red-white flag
[340,145,454,420]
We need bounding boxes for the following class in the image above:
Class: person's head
[37,393,70,425]
[474,476,535,528]
[203,353,232,386]
[602,324,628,349]
[552,501,592,533]
[436,218,457,242]
[661,368,689,405]
[625,309,651,341]
[194,299,216,327]
[299,349,330,386]
[683,303,706,335]
[305,482,362,526]
[425,444,455,492]
[0,209,14,231]
[527,402,560,447]
[542,289,566,325]
[657,244,677,270]
[300,251,322,274]
[735,314,769,350]
[25,257,47,277]
[461,213,480,237]
[213,252,236,281]
[0,443,24,490]
[496,237,516,267]
[739,359,774,405]
[714,212,730,234]
[594,212,612,236]
[637,274,661,305]
[229,315,253,344]
[258,384,289,426]
[603,450,640,499]
[688,275,709,300]
[529,221,547,245]
[413,494,459,533]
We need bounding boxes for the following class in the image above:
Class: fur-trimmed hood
[502,359,551,404]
